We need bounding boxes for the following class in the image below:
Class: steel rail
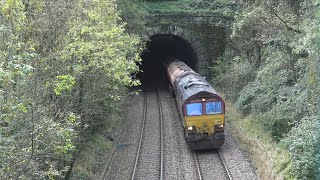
[157,89,164,180]
[131,91,147,180]
[217,150,232,180]
[102,88,140,180]
[102,118,126,180]
[193,152,203,180]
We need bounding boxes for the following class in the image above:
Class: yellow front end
[185,114,224,135]
[184,114,225,150]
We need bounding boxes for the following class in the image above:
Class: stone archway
[143,25,210,77]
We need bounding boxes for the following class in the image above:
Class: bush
[215,0,320,179]
[236,82,264,115]
[283,116,320,179]
[212,55,256,102]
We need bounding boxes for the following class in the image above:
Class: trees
[0,0,141,178]
[214,0,320,178]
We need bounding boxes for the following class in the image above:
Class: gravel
[196,151,229,180]
[104,88,258,180]
[103,92,144,180]
[159,89,197,180]
[219,128,258,180]
[133,91,161,179]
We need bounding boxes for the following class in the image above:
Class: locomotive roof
[175,72,221,104]
[166,60,195,87]
[169,60,194,72]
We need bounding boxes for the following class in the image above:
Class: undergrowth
[225,100,293,180]
[68,113,121,179]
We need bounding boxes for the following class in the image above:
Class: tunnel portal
[137,15,231,87]
[139,34,197,85]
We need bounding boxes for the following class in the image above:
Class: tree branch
[15,69,37,179]
[265,4,303,34]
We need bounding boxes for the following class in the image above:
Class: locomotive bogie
[186,134,225,150]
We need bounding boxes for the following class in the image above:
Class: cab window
[186,103,202,116]
[206,102,222,114]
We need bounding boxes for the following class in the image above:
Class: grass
[139,0,238,16]
[68,133,113,179]
[225,100,293,180]
[68,113,121,179]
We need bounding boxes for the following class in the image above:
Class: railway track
[102,87,257,180]
[192,152,203,180]
[218,150,232,180]
[193,150,232,180]
[131,89,165,180]
[102,89,142,180]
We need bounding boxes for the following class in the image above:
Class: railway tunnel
[138,25,209,87]
[139,34,197,86]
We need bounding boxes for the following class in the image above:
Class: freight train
[164,58,225,150]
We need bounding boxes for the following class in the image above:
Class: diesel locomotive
[164,58,225,150]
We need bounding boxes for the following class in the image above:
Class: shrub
[212,55,256,102]
[283,116,320,179]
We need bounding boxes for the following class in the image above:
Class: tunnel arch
[141,25,210,77]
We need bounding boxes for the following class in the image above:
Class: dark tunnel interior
[139,34,197,87]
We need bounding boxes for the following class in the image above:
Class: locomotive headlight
[218,124,224,128]
[187,126,193,130]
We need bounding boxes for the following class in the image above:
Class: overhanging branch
[264,3,303,34]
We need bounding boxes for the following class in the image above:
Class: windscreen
[186,103,202,116]
[206,101,222,114]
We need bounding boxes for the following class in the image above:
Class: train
[164,58,225,150]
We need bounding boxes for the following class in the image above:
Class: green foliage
[216,0,320,178]
[141,0,238,16]
[68,112,119,179]
[146,0,177,1]
[236,82,262,115]
[0,0,143,178]
[63,0,141,86]
[282,116,320,179]
[54,75,76,95]
[235,45,309,140]
[212,55,255,102]
[118,0,147,33]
